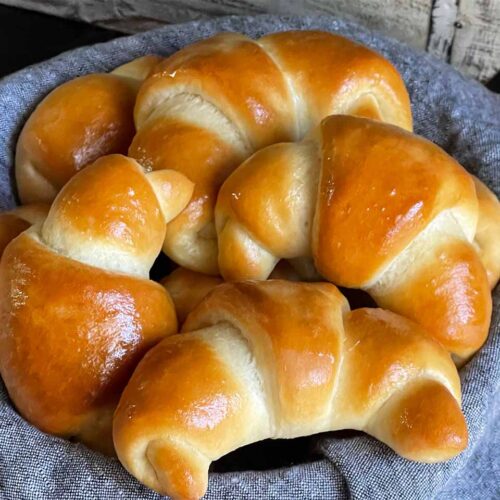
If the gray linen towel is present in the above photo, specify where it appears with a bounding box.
[0,14,498,500]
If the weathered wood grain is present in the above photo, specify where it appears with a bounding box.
[295,0,430,48]
[2,0,499,82]
[0,0,431,44]
[427,0,458,60]
[451,0,500,82]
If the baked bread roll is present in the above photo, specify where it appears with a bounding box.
[161,262,302,323]
[161,268,223,324]
[16,55,161,204]
[472,176,500,288]
[0,154,193,454]
[216,115,494,362]
[0,203,49,257]
[113,280,467,500]
[130,31,412,274]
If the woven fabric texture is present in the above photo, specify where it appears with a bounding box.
[0,14,498,500]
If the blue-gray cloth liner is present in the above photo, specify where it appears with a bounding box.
[0,14,498,500]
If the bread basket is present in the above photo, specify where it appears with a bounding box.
[0,15,498,499]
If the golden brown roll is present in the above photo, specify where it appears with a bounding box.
[131,31,412,274]
[216,115,493,362]
[0,154,193,454]
[161,261,302,324]
[15,55,161,204]
[161,268,223,324]
[114,281,467,500]
[0,203,49,257]
[472,176,500,288]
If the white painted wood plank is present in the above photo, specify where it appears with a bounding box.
[295,0,430,49]
[451,0,500,82]
[427,0,458,60]
[2,0,500,81]
[0,0,431,49]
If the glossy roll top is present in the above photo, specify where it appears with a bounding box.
[131,31,412,274]
[472,176,500,288]
[114,281,466,500]
[16,55,161,204]
[0,153,194,453]
[216,115,493,360]
[42,154,193,278]
[0,233,175,453]
[161,261,303,324]
[0,203,49,257]
[313,116,478,284]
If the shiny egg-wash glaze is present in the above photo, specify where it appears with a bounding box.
[113,280,467,500]
[216,115,497,362]
[15,55,162,204]
[161,268,223,324]
[0,154,193,454]
[472,176,500,288]
[161,261,302,324]
[130,31,412,275]
[0,203,49,257]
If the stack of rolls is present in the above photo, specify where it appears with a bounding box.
[0,30,498,500]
